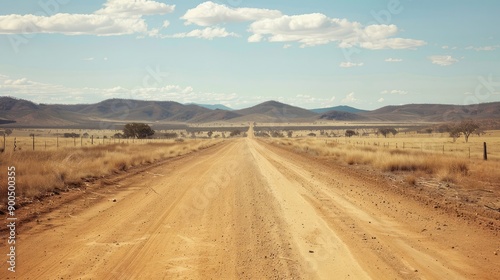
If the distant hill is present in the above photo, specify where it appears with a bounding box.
[234,101,318,122]
[312,105,367,114]
[190,103,233,111]
[0,96,499,128]
[360,102,500,122]
[319,110,367,121]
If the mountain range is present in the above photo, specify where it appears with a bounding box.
[0,96,499,129]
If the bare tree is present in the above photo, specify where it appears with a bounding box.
[456,120,479,143]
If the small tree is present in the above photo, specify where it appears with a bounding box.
[449,126,461,142]
[287,131,293,138]
[4,129,12,136]
[271,131,284,138]
[123,123,155,139]
[207,131,213,138]
[378,128,397,138]
[229,130,241,137]
[457,120,479,143]
[113,133,124,139]
[345,130,357,137]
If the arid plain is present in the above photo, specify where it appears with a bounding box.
[0,122,499,279]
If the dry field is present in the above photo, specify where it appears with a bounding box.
[265,134,500,185]
[0,125,499,279]
[0,138,223,200]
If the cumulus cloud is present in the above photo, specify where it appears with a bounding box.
[95,0,175,16]
[381,90,407,95]
[378,97,384,103]
[167,27,239,40]
[341,92,358,104]
[0,0,174,36]
[429,55,459,66]
[248,13,426,49]
[339,62,364,68]
[181,1,282,26]
[385,58,402,62]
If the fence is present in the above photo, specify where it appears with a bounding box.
[326,137,498,161]
[0,135,184,153]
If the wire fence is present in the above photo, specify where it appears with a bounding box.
[0,135,187,153]
[328,138,498,161]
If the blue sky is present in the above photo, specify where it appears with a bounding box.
[0,0,499,109]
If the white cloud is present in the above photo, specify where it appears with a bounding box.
[465,45,499,51]
[283,44,292,49]
[339,62,364,68]
[248,13,426,49]
[82,57,95,61]
[168,27,239,40]
[442,45,449,49]
[359,38,425,50]
[429,55,459,66]
[341,92,358,104]
[0,74,237,105]
[181,1,282,26]
[385,58,402,62]
[162,20,170,28]
[377,97,384,103]
[381,89,407,95]
[0,0,174,36]
[95,0,175,16]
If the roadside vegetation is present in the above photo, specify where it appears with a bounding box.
[0,139,222,201]
[262,135,500,187]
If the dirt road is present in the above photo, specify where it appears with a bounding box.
[2,134,499,279]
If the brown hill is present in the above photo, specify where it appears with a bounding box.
[361,102,500,122]
[319,110,367,121]
[1,97,500,128]
[234,101,318,122]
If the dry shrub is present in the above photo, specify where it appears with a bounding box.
[345,150,374,165]
[447,160,469,175]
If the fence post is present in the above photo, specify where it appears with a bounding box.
[32,134,35,151]
[484,142,488,160]
[91,135,94,145]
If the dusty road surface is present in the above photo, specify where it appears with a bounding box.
[1,129,499,279]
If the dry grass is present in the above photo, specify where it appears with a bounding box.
[266,137,500,185]
[0,139,222,200]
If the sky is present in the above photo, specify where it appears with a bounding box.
[0,0,499,110]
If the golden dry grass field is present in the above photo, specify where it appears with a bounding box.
[0,136,223,199]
